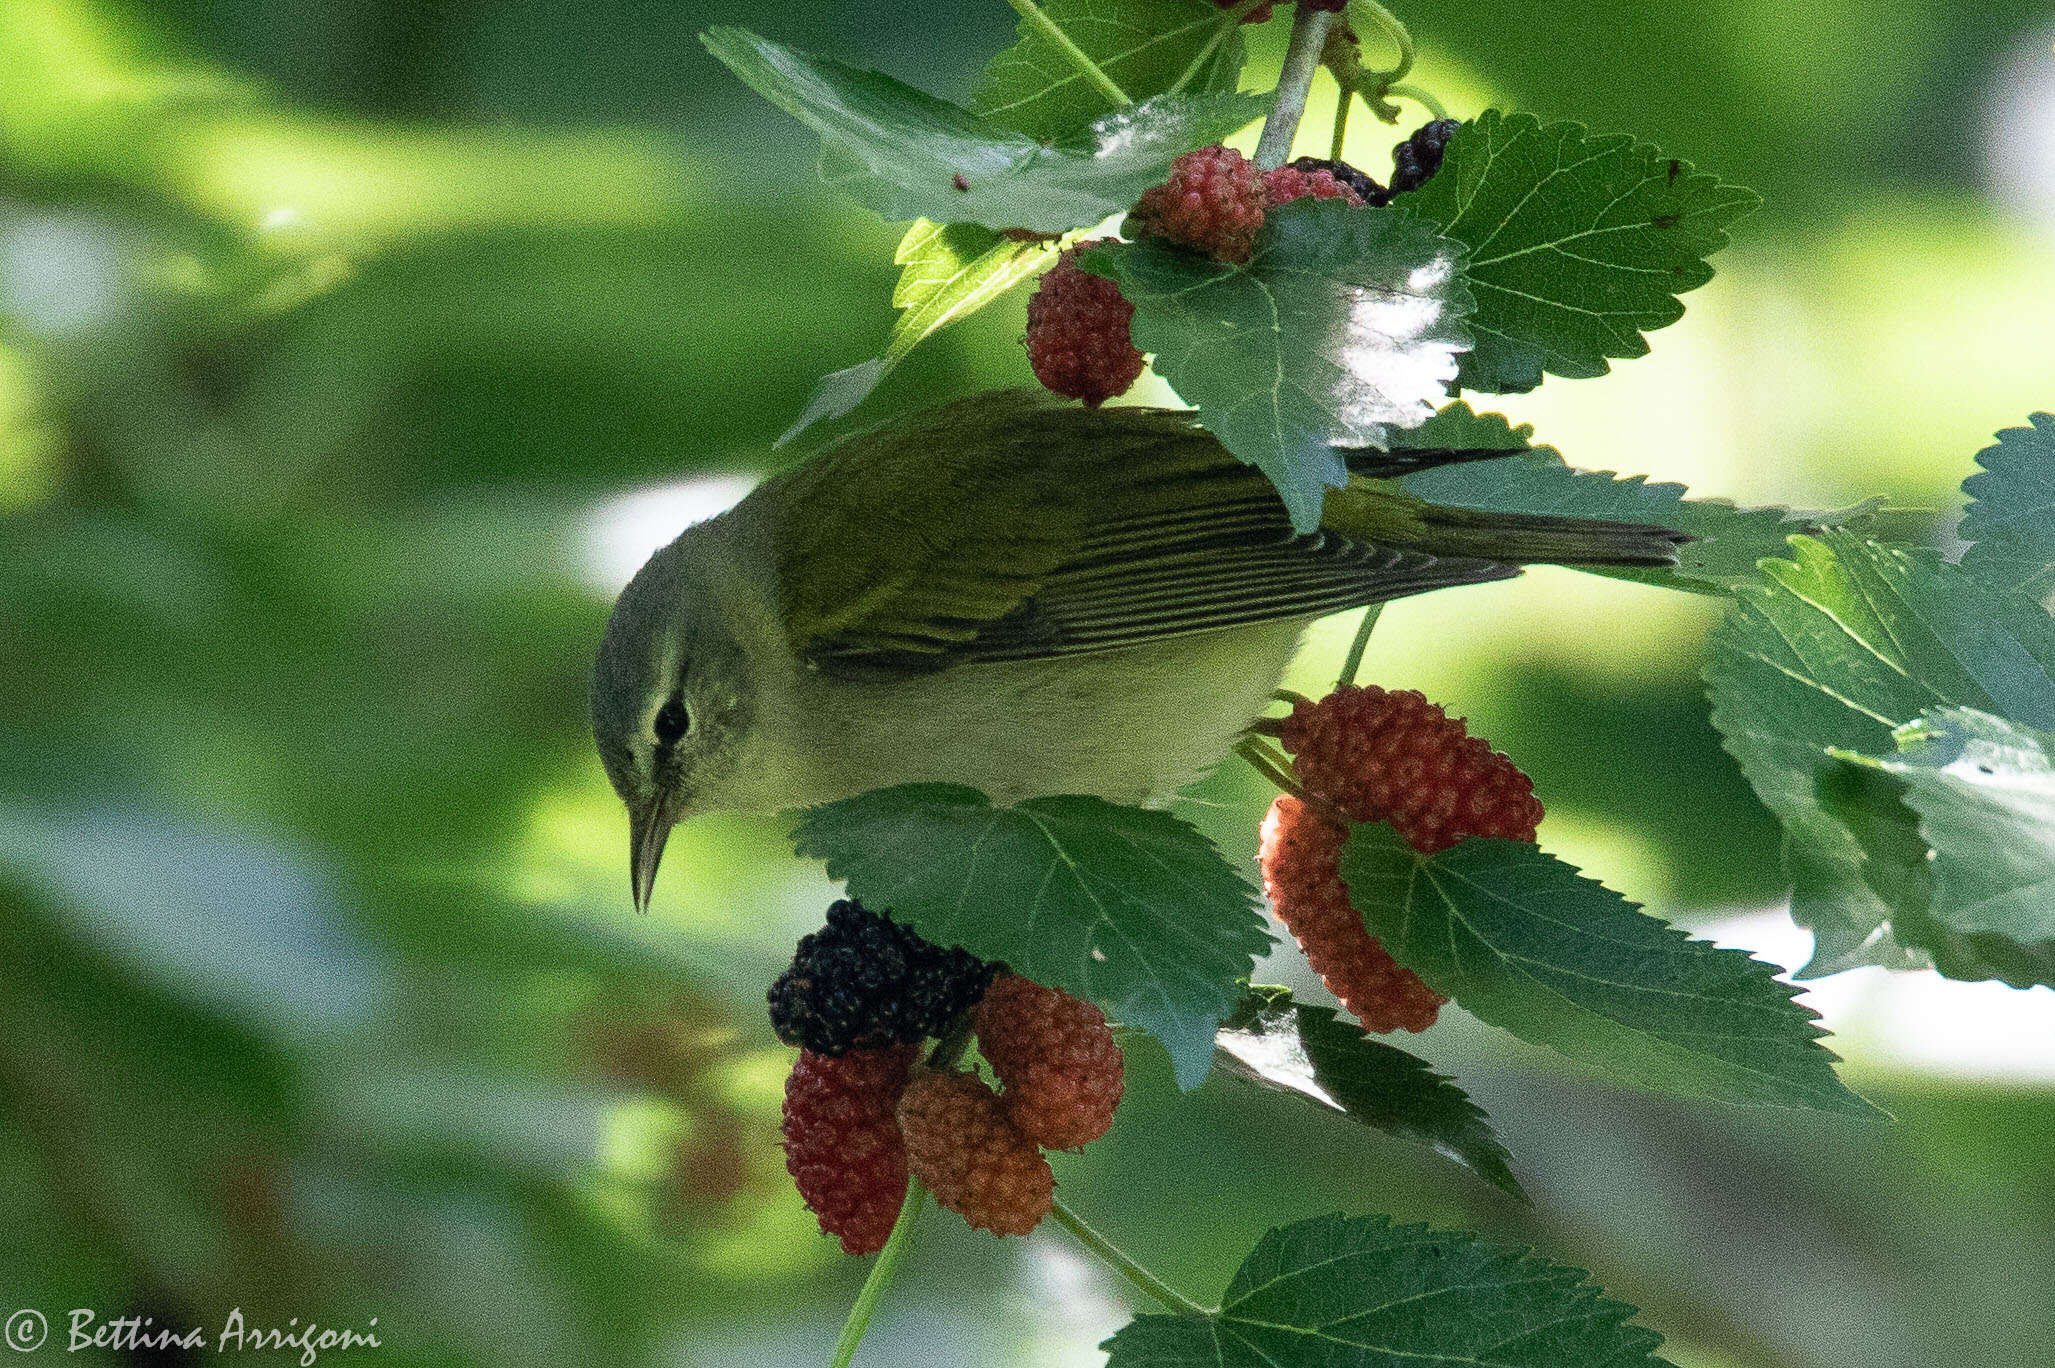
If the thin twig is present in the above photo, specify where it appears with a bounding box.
[828,1180,928,1368]
[1235,737,1348,825]
[1348,0,1416,83]
[1050,1196,1211,1317]
[1004,0,1132,109]
[1254,5,1338,168]
[1336,602,1382,689]
[1385,81,1451,121]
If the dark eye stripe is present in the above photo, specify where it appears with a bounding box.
[653,699,690,747]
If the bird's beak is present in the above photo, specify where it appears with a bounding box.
[629,801,674,915]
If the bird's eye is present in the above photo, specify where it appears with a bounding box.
[653,698,691,746]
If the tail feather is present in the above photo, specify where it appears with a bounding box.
[1343,446,1530,479]
[1413,504,1691,567]
[1322,483,1690,569]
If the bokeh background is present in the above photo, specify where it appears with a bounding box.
[4,2,2053,1364]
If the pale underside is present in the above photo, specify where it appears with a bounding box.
[723,618,1309,810]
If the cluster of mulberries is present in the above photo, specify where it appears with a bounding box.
[1260,685,1545,1035]
[772,907,1124,1251]
[767,899,995,1056]
[1021,120,1461,405]
[895,974,1123,1236]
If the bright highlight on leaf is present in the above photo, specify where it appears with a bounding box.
[1395,402,1875,592]
[1397,111,1759,394]
[1338,825,1879,1116]
[1102,1212,1677,1368]
[790,784,1273,1089]
[1090,199,1474,531]
[701,27,1264,235]
[780,221,1058,444]
[1214,986,1523,1198]
[1705,531,2055,980]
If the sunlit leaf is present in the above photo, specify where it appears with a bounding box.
[1397,111,1758,394]
[791,784,1272,1088]
[1339,825,1877,1115]
[1214,986,1523,1197]
[971,0,1247,142]
[1705,532,2055,977]
[779,222,1058,443]
[1103,1212,1676,1368]
[1088,199,1474,531]
[1960,412,2055,602]
[702,28,1263,233]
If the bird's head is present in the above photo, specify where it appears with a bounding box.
[590,536,757,913]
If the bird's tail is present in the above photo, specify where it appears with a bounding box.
[1323,484,1689,568]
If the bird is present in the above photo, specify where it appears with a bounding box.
[592,390,1685,911]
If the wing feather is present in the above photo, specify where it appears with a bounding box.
[757,392,1655,677]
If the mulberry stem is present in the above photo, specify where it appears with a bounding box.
[1255,5,1339,168]
[1386,81,1451,121]
[828,1178,928,1368]
[1337,602,1382,689]
[1349,0,1417,85]
[1050,1197,1212,1317]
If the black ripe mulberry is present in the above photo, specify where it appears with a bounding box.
[1390,119,1461,196]
[767,900,995,1056]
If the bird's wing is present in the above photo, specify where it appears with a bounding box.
[758,392,1670,676]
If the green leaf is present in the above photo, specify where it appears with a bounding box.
[970,0,1246,142]
[779,222,1058,444]
[1214,986,1524,1199]
[1089,200,1474,532]
[1705,532,2055,977]
[701,27,1263,234]
[1103,1212,1676,1368]
[1834,708,2055,987]
[1338,825,1877,1116]
[1395,404,1873,593]
[790,784,1272,1088]
[1397,111,1759,394]
[1388,399,1552,454]
[1960,412,2055,601]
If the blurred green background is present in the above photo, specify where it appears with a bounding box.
[3,2,2052,1364]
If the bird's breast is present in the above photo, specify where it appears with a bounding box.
[757,620,1309,808]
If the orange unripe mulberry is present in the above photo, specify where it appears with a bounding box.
[975,975,1124,1150]
[1260,796,1447,1033]
[898,1069,1053,1237]
[1280,685,1543,853]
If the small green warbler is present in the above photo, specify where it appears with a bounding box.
[591,391,1680,909]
